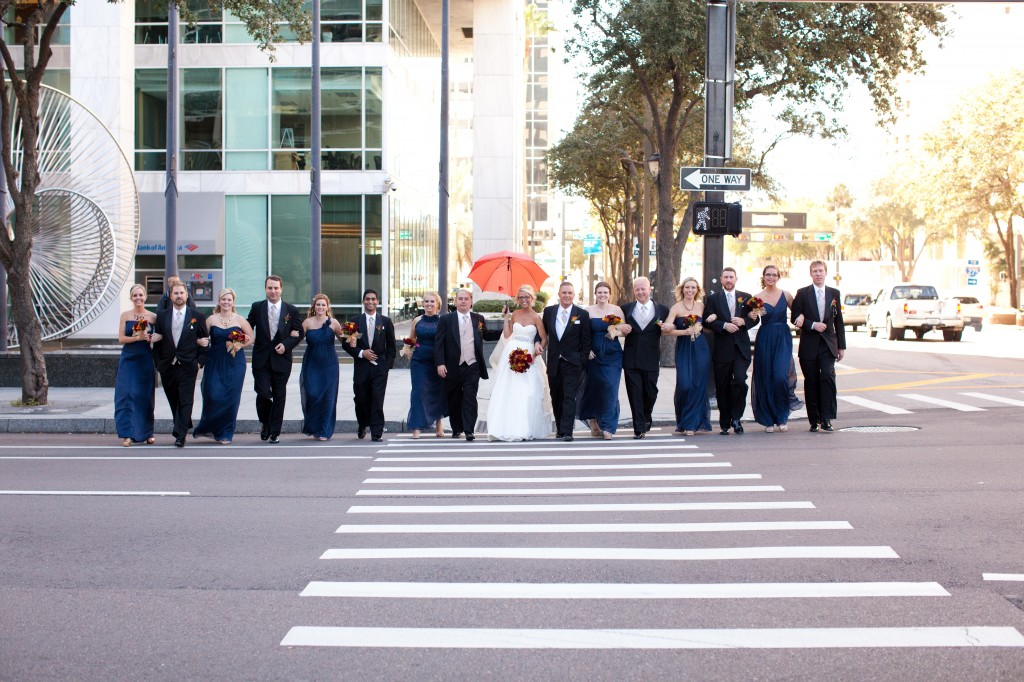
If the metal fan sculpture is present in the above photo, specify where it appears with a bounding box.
[4,83,140,348]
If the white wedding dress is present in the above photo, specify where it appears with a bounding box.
[485,323,554,441]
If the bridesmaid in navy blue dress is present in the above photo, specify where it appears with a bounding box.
[115,283,157,446]
[300,293,343,440]
[193,288,253,444]
[577,282,624,439]
[751,264,795,432]
[406,292,447,438]
[661,277,711,436]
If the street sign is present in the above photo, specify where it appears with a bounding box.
[814,233,832,241]
[582,236,602,255]
[968,278,978,285]
[679,167,752,192]
[742,211,807,229]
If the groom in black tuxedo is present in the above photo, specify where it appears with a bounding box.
[153,281,209,447]
[342,288,397,441]
[792,260,846,432]
[247,275,304,443]
[542,281,591,441]
[703,267,759,435]
[435,289,501,441]
[619,276,671,439]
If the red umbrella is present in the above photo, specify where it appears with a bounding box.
[467,250,550,296]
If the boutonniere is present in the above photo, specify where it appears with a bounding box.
[477,321,484,333]
[284,313,291,324]
[375,324,382,333]
[570,315,579,324]
[654,318,663,325]
[188,317,196,329]
[736,296,745,305]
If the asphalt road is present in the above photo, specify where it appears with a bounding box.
[2,333,1023,681]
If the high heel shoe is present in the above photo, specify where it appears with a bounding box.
[412,430,421,439]
[778,424,788,432]
[602,431,613,440]
[122,438,132,447]
[684,430,695,436]
[146,437,155,445]
[590,420,602,437]
[435,428,445,438]
[765,426,774,433]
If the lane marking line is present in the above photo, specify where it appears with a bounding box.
[361,474,761,484]
[355,485,785,496]
[334,521,852,534]
[368,463,733,472]
[983,573,1024,582]
[0,490,189,496]
[375,454,713,462]
[346,501,816,514]
[319,546,899,561]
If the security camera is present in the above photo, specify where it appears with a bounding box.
[384,176,397,193]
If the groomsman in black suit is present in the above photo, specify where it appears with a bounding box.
[791,260,846,432]
[342,288,397,442]
[247,275,304,443]
[542,281,591,441]
[619,276,671,439]
[435,289,502,441]
[153,281,209,447]
[703,267,759,435]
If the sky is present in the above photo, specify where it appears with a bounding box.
[547,2,1024,210]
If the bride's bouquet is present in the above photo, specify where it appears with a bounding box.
[508,348,533,374]
[399,336,417,359]
[226,329,248,356]
[743,296,765,318]
[680,314,702,342]
[602,314,624,339]
[340,321,362,347]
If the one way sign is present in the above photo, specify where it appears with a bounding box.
[679,167,752,192]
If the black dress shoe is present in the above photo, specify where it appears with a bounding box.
[174,437,185,448]
[260,423,269,441]
[732,420,744,434]
[562,434,574,442]
[371,435,383,442]
[633,432,645,440]
[452,432,463,439]
[720,428,730,436]
[269,434,280,444]
[645,420,653,433]
[821,421,834,433]
[809,423,819,433]
[357,427,366,439]
[465,434,475,441]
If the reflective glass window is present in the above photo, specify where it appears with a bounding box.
[182,69,222,170]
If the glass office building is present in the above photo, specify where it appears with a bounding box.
[23,1,440,335]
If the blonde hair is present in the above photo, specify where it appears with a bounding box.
[675,277,703,302]
[216,288,236,313]
[517,284,536,302]
[308,293,333,318]
[129,283,146,298]
[422,291,441,309]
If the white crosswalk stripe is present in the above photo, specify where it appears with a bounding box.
[837,395,913,414]
[282,436,1023,655]
[898,393,986,411]
[961,392,1024,407]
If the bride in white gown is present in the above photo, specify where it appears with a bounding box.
[486,285,554,441]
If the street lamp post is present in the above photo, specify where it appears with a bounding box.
[644,152,660,281]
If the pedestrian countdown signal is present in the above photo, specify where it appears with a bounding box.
[692,201,742,237]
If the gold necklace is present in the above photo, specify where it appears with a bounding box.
[681,300,695,311]
[218,312,233,327]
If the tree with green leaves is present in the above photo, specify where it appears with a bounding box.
[925,70,1023,308]
[565,0,947,308]
[0,1,309,404]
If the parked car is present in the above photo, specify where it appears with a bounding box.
[951,296,984,331]
[841,293,872,331]
[866,284,964,341]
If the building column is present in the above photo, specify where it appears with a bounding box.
[471,0,524,259]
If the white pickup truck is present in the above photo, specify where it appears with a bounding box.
[866,284,964,341]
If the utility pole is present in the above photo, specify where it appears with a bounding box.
[164,3,179,279]
[701,0,735,298]
[309,0,322,297]
[438,0,450,308]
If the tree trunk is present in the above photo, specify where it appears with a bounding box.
[6,256,48,404]
[653,167,679,368]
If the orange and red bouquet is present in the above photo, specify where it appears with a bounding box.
[602,313,624,339]
[340,321,362,347]
[226,329,248,356]
[744,296,765,317]
[508,348,533,374]
[399,336,418,359]
[681,314,702,341]
[131,318,149,339]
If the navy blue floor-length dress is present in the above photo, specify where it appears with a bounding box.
[407,314,447,430]
[114,320,155,442]
[576,317,622,434]
[300,320,340,439]
[194,325,246,442]
[751,298,793,427]
[673,318,711,432]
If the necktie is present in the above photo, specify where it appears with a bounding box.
[727,292,735,317]
[269,303,278,337]
[558,308,569,339]
[817,288,826,320]
[172,310,183,346]
[367,315,375,347]
[460,314,475,365]
[637,304,648,327]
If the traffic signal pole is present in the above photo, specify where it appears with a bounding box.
[701,0,735,298]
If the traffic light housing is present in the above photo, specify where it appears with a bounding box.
[691,201,742,237]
